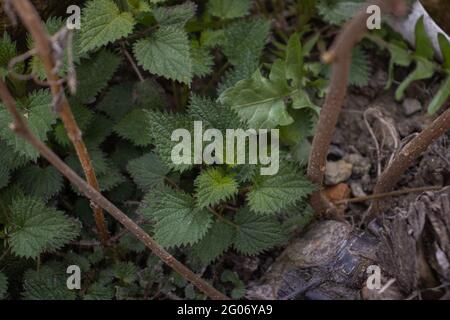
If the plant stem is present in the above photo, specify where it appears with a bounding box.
[306,0,407,218]
[11,0,109,245]
[0,79,229,300]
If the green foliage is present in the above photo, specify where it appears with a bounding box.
[127,152,170,191]
[7,197,80,259]
[207,0,252,19]
[220,270,246,299]
[153,1,197,28]
[0,90,56,161]
[80,0,136,53]
[134,26,192,84]
[316,0,364,25]
[248,164,314,214]
[17,165,63,201]
[195,168,238,208]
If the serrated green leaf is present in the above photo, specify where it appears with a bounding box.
[134,79,168,110]
[0,90,56,161]
[349,46,370,87]
[191,42,214,78]
[140,186,212,247]
[83,114,114,146]
[96,83,135,122]
[0,32,21,79]
[233,207,286,255]
[219,69,294,129]
[8,197,80,259]
[428,75,450,115]
[127,153,169,191]
[146,110,194,172]
[22,264,76,300]
[17,165,63,201]
[84,282,115,300]
[112,262,138,284]
[80,0,136,53]
[133,26,192,84]
[316,0,364,25]
[208,0,252,19]
[76,49,121,103]
[0,272,7,299]
[191,220,235,264]
[153,1,197,28]
[195,168,238,208]
[218,52,259,94]
[114,108,152,146]
[221,18,271,66]
[247,164,314,214]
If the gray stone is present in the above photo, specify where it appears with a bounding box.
[344,153,371,176]
[350,182,367,198]
[402,98,422,116]
[325,160,353,185]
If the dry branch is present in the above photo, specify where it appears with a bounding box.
[0,79,229,300]
[307,0,407,218]
[367,107,450,220]
[9,0,109,244]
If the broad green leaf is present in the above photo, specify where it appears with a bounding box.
[141,186,212,247]
[247,164,315,214]
[112,262,138,284]
[114,108,152,146]
[208,0,252,19]
[195,168,239,208]
[285,33,303,86]
[219,69,294,129]
[133,26,192,84]
[191,42,214,78]
[386,41,412,89]
[191,220,235,264]
[127,153,169,191]
[316,0,365,25]
[17,165,63,201]
[8,197,80,259]
[233,207,286,255]
[22,264,76,300]
[80,0,136,53]
[153,2,197,28]
[0,90,56,161]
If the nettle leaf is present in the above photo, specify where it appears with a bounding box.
[316,0,364,25]
[96,83,135,122]
[114,108,153,146]
[233,207,286,255]
[153,1,197,28]
[0,272,7,299]
[127,153,170,191]
[0,90,56,161]
[218,52,260,94]
[140,186,212,248]
[112,262,138,284]
[0,164,10,190]
[84,282,115,300]
[8,197,80,259]
[188,94,241,130]
[221,18,271,66]
[349,46,370,87]
[146,110,194,172]
[191,220,235,264]
[17,165,63,201]
[0,32,21,78]
[127,0,151,13]
[80,0,136,53]
[134,26,192,84]
[76,49,121,103]
[247,164,314,214]
[208,0,252,19]
[219,69,294,129]
[195,168,239,208]
[191,42,214,78]
[134,79,168,110]
[22,264,76,300]
[83,114,114,146]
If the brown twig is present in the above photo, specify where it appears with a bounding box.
[367,107,450,220]
[334,186,443,205]
[0,79,229,301]
[122,46,145,82]
[10,0,109,245]
[306,0,407,218]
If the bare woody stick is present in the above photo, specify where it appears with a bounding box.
[306,0,407,218]
[10,0,109,244]
[367,106,450,220]
[0,79,229,301]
